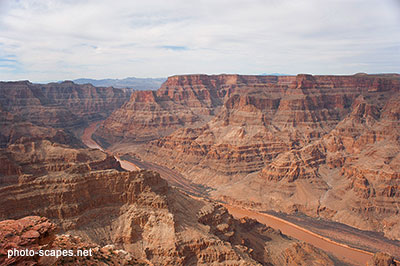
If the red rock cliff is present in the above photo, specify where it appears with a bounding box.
[95,73,400,241]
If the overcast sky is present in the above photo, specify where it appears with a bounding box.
[0,0,399,82]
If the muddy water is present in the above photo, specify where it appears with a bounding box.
[114,157,139,171]
[81,121,104,150]
[224,204,373,266]
[81,121,139,171]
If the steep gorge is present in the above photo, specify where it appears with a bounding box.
[0,78,342,265]
[95,73,400,241]
[0,138,335,265]
[2,73,400,265]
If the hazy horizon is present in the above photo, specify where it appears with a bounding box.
[4,72,400,85]
[0,0,399,82]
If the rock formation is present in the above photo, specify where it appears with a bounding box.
[0,216,147,265]
[0,137,335,265]
[2,73,399,264]
[367,252,398,266]
[0,80,131,147]
[94,74,291,145]
[0,216,57,265]
[95,73,400,241]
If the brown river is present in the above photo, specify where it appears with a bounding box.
[81,121,393,266]
[81,121,139,171]
[224,204,373,265]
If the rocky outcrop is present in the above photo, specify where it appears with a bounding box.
[195,205,335,266]
[0,169,335,265]
[367,252,397,266]
[281,242,335,266]
[0,216,57,265]
[95,73,400,241]
[38,81,131,122]
[0,80,131,126]
[97,73,399,146]
[0,216,148,266]
[0,139,121,181]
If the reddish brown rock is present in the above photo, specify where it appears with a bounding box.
[0,139,335,265]
[0,80,131,147]
[0,216,148,266]
[0,75,346,265]
[367,252,397,266]
[111,74,398,179]
[94,74,293,145]
[0,216,56,265]
[96,73,400,241]
[94,90,201,145]
[282,242,335,266]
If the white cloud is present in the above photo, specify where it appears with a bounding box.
[0,0,399,81]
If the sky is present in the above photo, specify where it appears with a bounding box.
[0,0,399,82]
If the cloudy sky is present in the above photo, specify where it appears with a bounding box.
[0,0,399,82]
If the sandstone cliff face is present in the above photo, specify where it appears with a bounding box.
[93,90,202,145]
[94,74,295,145]
[0,80,130,147]
[39,81,132,122]
[98,73,398,145]
[93,74,231,145]
[96,74,400,241]
[0,139,121,181]
[0,138,335,265]
[221,80,400,240]
[106,74,398,177]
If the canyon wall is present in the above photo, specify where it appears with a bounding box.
[96,73,400,240]
[0,137,334,265]
[0,80,131,147]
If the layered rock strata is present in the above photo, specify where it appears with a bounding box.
[0,138,335,265]
[95,74,400,241]
[0,80,131,147]
[94,74,297,145]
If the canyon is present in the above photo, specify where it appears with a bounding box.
[0,160,338,265]
[0,131,336,265]
[0,79,341,265]
[93,74,400,260]
[1,75,399,265]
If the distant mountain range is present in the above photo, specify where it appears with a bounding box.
[259,73,291,76]
[72,77,166,90]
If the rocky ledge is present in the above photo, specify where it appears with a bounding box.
[0,216,147,266]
